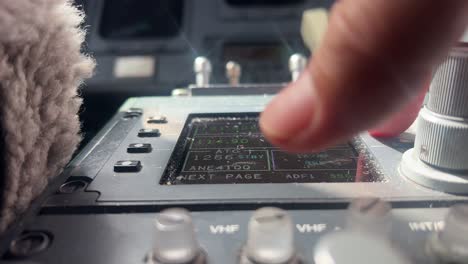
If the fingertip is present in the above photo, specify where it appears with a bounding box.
[260,72,318,146]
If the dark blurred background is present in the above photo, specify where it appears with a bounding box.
[72,0,334,146]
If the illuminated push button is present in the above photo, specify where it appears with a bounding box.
[427,204,468,263]
[314,231,411,264]
[346,197,392,236]
[152,208,204,264]
[242,207,298,264]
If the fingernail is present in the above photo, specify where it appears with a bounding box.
[260,73,318,144]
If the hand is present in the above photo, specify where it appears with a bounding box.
[260,0,468,152]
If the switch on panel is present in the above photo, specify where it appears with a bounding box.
[149,208,205,264]
[314,198,410,264]
[240,207,300,264]
[427,204,468,263]
[400,45,468,194]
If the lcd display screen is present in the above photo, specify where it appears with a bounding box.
[161,113,382,185]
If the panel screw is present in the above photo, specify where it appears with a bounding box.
[8,231,51,258]
[59,180,87,194]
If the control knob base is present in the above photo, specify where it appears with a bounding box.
[400,149,468,194]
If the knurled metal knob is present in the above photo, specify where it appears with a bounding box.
[226,61,241,86]
[415,47,468,170]
[400,46,468,194]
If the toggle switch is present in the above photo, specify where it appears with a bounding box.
[226,61,241,86]
[289,54,307,82]
[193,57,212,87]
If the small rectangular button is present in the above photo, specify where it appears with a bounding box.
[123,108,143,119]
[127,143,152,153]
[114,160,142,173]
[147,115,167,124]
[138,128,160,137]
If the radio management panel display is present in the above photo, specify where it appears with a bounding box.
[161,113,382,185]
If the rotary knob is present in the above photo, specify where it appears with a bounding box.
[427,204,468,263]
[313,231,411,264]
[400,45,468,194]
[418,47,468,169]
[315,199,410,264]
[346,197,392,237]
[150,208,205,264]
[240,207,299,264]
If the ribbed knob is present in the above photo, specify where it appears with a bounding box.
[314,231,411,264]
[428,48,468,117]
[400,44,468,193]
[414,47,468,171]
[415,108,468,170]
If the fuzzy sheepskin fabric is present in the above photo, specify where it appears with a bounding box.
[0,0,94,231]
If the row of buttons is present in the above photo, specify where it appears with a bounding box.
[115,110,167,173]
[139,115,167,137]
[149,199,404,264]
[114,142,153,172]
[124,108,167,124]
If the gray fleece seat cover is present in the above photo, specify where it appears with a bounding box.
[0,0,94,231]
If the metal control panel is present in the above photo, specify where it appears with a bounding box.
[39,96,468,206]
[0,93,467,264]
[1,208,452,264]
[3,36,468,264]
